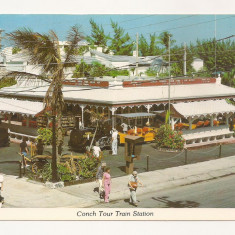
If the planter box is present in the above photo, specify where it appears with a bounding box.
[64,178,95,186]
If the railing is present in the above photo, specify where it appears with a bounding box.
[9,131,37,142]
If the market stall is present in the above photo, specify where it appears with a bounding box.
[115,112,157,143]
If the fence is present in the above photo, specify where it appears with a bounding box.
[110,143,235,178]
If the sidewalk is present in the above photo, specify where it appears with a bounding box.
[2,155,235,208]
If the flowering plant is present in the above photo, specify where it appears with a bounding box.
[155,124,185,150]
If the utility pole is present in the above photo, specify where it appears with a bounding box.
[183,42,187,76]
[136,33,139,77]
[168,35,171,124]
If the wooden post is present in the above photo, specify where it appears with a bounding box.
[185,148,188,164]
[219,144,222,158]
[146,155,149,172]
[19,161,22,178]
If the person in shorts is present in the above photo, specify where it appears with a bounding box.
[20,139,29,168]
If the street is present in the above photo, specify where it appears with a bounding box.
[91,174,235,208]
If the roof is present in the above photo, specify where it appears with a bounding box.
[115,112,156,119]
[0,98,44,117]
[172,100,235,118]
[1,83,235,106]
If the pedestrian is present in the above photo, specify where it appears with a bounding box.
[20,138,29,168]
[93,142,102,159]
[121,122,128,133]
[96,162,106,199]
[102,167,111,203]
[128,171,143,207]
[111,128,118,155]
[0,173,4,205]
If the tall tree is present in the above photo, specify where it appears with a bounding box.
[159,31,175,51]
[139,33,163,56]
[192,38,235,73]
[86,18,109,53]
[139,34,149,56]
[109,20,134,55]
[7,26,84,182]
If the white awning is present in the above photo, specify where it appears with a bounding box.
[172,100,235,118]
[0,98,44,117]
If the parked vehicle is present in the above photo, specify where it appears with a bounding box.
[0,127,10,147]
[68,121,112,152]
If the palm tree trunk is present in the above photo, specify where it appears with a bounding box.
[51,115,58,182]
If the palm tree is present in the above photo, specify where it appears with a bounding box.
[7,26,84,182]
[159,31,175,51]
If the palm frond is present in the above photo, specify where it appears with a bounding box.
[7,28,60,73]
[63,25,84,67]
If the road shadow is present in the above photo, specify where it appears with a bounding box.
[152,196,200,208]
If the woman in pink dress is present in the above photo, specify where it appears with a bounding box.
[102,167,111,203]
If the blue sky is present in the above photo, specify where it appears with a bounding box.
[0,14,234,48]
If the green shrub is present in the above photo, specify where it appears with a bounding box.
[155,124,185,150]
[37,128,53,145]
[79,157,99,179]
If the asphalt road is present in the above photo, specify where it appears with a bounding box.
[92,175,235,208]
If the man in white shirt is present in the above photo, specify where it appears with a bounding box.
[121,123,128,133]
[93,142,102,159]
[111,128,118,155]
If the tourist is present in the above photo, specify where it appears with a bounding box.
[93,142,102,159]
[121,122,128,133]
[0,173,4,205]
[20,139,29,168]
[128,171,143,207]
[102,167,111,203]
[96,162,106,199]
[111,128,118,155]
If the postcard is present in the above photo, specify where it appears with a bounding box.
[0,0,235,224]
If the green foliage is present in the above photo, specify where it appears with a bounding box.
[72,59,92,77]
[222,69,235,87]
[107,69,129,77]
[57,163,76,181]
[109,20,134,55]
[0,77,17,89]
[139,33,163,56]
[79,157,99,179]
[12,47,21,54]
[191,39,235,74]
[37,128,53,145]
[90,61,108,77]
[73,60,129,78]
[145,68,158,77]
[155,124,185,150]
[64,45,89,56]
[159,31,176,50]
[86,18,110,53]
[165,110,170,125]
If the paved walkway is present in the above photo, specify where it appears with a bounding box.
[1,155,235,208]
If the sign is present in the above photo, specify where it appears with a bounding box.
[123,78,216,87]
[63,80,109,88]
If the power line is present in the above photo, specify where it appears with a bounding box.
[128,15,235,37]
[124,15,196,31]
